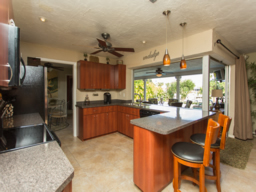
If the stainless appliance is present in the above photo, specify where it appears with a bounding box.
[104,92,111,104]
[7,26,26,87]
[0,124,56,154]
[140,109,160,118]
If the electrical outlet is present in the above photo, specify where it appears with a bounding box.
[123,93,125,97]
[93,93,98,96]
[119,92,122,96]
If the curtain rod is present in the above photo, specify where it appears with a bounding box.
[216,39,240,59]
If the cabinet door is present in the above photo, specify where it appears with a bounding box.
[128,115,139,138]
[84,62,94,89]
[83,115,96,139]
[109,112,117,132]
[109,65,116,89]
[95,113,106,136]
[115,64,126,89]
[94,63,102,89]
[103,64,110,89]
[118,112,126,134]
[0,0,10,87]
[77,61,85,89]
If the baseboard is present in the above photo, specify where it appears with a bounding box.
[228,134,235,138]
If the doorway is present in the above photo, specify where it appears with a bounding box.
[41,58,77,137]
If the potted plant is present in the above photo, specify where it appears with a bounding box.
[106,57,110,64]
[84,53,88,61]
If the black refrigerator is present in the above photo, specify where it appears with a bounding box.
[1,66,45,121]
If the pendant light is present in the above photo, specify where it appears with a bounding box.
[180,22,187,69]
[163,10,171,66]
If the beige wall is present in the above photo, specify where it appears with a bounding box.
[20,41,120,102]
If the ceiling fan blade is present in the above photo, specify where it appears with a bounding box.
[113,48,135,52]
[91,50,103,54]
[97,38,107,47]
[146,72,157,74]
[108,51,123,57]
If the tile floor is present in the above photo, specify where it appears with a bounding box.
[55,120,256,192]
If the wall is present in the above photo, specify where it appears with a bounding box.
[20,41,120,102]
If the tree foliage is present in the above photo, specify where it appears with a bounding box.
[180,80,195,100]
[166,82,177,99]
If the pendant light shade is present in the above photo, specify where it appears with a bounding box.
[163,48,171,66]
[180,55,187,69]
[162,10,171,66]
[156,73,162,77]
[180,22,187,69]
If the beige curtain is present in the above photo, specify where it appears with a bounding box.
[234,56,253,140]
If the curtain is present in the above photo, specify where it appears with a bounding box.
[234,56,253,140]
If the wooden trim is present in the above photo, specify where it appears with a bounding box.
[62,181,72,192]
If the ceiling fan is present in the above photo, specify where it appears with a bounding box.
[91,33,135,57]
[27,57,64,71]
[146,68,173,77]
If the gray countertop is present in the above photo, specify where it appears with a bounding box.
[2,113,44,129]
[0,141,74,192]
[131,108,215,135]
[76,102,215,135]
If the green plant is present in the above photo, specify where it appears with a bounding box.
[106,57,110,61]
[84,53,88,58]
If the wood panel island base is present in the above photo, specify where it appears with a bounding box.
[131,110,213,192]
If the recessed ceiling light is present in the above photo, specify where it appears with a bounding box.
[39,17,46,22]
[142,41,146,44]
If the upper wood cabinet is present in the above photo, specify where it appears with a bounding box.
[0,0,13,87]
[115,64,126,89]
[77,60,126,90]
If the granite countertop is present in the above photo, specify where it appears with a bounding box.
[2,113,44,129]
[76,102,173,113]
[131,108,215,135]
[0,141,74,192]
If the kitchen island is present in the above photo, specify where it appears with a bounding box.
[131,108,215,192]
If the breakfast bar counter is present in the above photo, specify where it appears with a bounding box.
[131,108,215,192]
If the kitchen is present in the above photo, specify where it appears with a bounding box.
[1,0,256,192]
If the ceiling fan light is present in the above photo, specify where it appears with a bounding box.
[156,73,162,77]
[180,58,187,69]
[163,49,171,66]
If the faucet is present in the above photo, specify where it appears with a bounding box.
[134,93,142,105]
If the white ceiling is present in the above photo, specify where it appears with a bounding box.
[12,0,256,59]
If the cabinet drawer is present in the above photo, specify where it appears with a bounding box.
[118,106,126,113]
[83,108,93,115]
[107,106,117,112]
[83,107,104,115]
[130,108,140,116]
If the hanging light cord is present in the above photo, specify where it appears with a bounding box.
[182,25,184,57]
[166,15,167,49]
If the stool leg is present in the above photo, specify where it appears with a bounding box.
[212,152,216,176]
[173,156,180,192]
[199,164,205,192]
[192,168,198,186]
[215,150,221,192]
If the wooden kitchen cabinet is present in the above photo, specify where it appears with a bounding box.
[0,0,13,87]
[78,106,118,140]
[115,64,126,89]
[77,61,126,90]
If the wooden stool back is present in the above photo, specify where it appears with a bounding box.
[218,113,232,150]
[203,119,220,167]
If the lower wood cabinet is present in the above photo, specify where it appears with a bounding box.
[118,112,139,138]
[78,106,139,140]
[78,107,118,140]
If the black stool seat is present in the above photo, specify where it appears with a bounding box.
[172,142,205,163]
[190,133,221,148]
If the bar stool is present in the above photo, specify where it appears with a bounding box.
[172,119,220,192]
[190,114,232,192]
